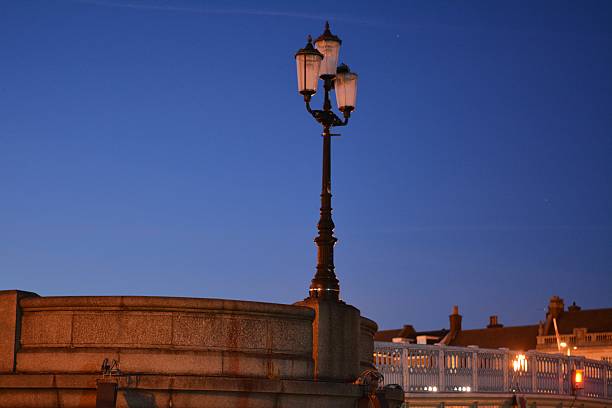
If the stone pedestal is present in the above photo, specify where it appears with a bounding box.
[295,297,361,382]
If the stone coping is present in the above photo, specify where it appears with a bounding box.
[0,373,362,396]
[20,296,314,320]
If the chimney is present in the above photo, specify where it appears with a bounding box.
[543,295,565,336]
[568,301,581,312]
[547,296,565,319]
[392,324,417,343]
[538,321,544,336]
[449,305,462,337]
[487,315,503,328]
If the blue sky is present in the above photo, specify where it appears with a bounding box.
[1,0,611,331]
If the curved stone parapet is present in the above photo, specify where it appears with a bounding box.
[17,296,315,380]
[1,291,407,408]
[359,316,378,372]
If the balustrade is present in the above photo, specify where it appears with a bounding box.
[537,331,612,347]
[374,342,611,402]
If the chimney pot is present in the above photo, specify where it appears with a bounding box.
[449,305,462,337]
[548,296,565,319]
[487,315,503,328]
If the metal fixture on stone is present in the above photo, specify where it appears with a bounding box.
[294,21,358,301]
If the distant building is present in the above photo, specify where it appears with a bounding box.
[375,296,612,362]
[535,296,612,362]
[375,323,448,345]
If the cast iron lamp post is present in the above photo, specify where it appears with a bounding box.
[294,22,358,301]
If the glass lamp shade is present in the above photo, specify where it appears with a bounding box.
[295,36,323,96]
[335,64,358,112]
[315,22,342,78]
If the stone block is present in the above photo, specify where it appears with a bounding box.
[58,390,96,408]
[0,389,60,408]
[0,291,38,372]
[263,354,313,379]
[0,374,55,388]
[221,351,268,377]
[118,312,172,346]
[21,311,72,346]
[17,351,119,373]
[118,350,223,376]
[54,374,97,389]
[221,317,267,350]
[172,313,224,348]
[72,312,173,347]
[269,318,312,353]
[72,312,120,345]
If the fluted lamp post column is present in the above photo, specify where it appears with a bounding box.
[295,22,358,301]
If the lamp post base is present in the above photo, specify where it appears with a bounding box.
[295,296,361,382]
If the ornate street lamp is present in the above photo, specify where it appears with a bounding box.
[294,22,358,301]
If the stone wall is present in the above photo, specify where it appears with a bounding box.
[0,291,403,408]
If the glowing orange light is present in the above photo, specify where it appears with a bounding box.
[572,369,584,390]
[512,354,527,372]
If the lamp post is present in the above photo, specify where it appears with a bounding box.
[294,22,358,301]
[511,353,527,392]
[510,354,527,408]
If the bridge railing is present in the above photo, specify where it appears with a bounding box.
[374,342,612,400]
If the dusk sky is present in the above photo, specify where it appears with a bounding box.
[1,0,611,331]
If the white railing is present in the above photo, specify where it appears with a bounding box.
[537,331,612,346]
[374,342,612,400]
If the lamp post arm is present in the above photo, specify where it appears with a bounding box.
[305,105,348,129]
[305,77,349,129]
[305,100,314,115]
